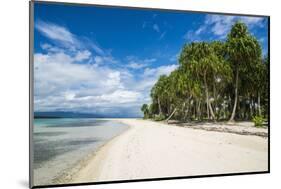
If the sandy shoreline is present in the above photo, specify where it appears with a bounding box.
[66,119,268,184]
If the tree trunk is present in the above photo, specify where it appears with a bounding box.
[206,101,209,119]
[223,102,226,120]
[229,68,239,122]
[197,100,201,120]
[204,73,216,120]
[250,98,253,118]
[213,74,217,115]
[208,99,216,121]
[258,92,261,116]
[166,108,177,123]
[158,97,162,115]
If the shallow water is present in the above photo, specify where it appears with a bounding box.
[32,118,128,186]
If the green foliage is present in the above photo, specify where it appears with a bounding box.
[141,104,150,119]
[154,114,166,121]
[252,115,265,127]
[140,21,268,123]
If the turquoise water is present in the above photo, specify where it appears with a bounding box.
[32,118,129,185]
[34,118,125,127]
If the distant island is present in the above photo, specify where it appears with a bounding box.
[34,111,140,119]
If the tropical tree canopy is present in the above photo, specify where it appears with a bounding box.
[141,21,268,123]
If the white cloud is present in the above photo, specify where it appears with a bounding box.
[184,15,266,40]
[98,90,140,104]
[35,20,79,47]
[34,48,177,115]
[206,15,265,37]
[85,38,105,55]
[127,62,147,69]
[94,56,103,64]
[143,64,178,78]
[153,24,160,32]
[34,50,139,112]
[183,30,203,42]
[74,50,91,62]
[35,20,107,56]
[92,55,118,65]
[126,56,157,70]
[241,17,265,26]
[34,20,176,117]
[195,25,207,35]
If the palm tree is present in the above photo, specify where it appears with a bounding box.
[226,21,262,122]
[179,42,231,121]
[150,75,170,116]
[141,104,149,119]
[143,20,267,124]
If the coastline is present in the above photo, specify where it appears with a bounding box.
[33,118,130,186]
[162,120,268,137]
[68,119,268,184]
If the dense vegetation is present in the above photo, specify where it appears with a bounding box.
[141,21,269,123]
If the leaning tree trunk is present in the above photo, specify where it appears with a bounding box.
[229,68,239,122]
[166,108,177,123]
[204,73,216,120]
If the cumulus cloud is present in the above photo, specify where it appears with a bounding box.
[74,50,91,62]
[34,21,176,117]
[34,50,139,113]
[34,48,175,116]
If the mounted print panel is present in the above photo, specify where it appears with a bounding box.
[30,1,269,188]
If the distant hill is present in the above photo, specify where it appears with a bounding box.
[34,111,140,118]
[34,111,106,118]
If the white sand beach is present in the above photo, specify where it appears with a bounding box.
[70,119,268,183]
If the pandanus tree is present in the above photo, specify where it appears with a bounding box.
[144,20,268,123]
[141,104,149,119]
[164,70,182,121]
[250,56,267,116]
[226,21,262,121]
[210,41,233,118]
[150,75,170,116]
[261,56,269,118]
[179,42,231,121]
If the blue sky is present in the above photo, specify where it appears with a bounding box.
[33,2,269,117]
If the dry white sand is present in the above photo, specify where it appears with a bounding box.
[70,119,268,183]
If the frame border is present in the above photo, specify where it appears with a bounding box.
[29,1,34,188]
[29,0,270,188]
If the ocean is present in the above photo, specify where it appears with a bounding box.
[32,118,129,185]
